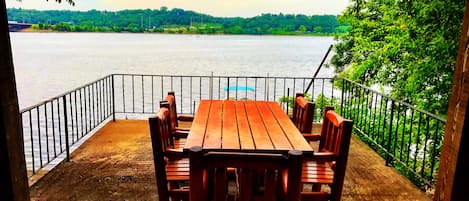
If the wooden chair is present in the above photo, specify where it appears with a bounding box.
[160,101,188,149]
[149,108,190,201]
[301,107,353,201]
[166,91,194,131]
[293,93,320,141]
[189,146,303,201]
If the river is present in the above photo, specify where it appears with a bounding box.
[10,32,335,109]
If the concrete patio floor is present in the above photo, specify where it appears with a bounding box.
[30,120,431,201]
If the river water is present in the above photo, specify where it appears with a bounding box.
[10,32,335,109]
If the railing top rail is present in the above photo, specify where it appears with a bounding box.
[111,73,335,80]
[343,78,446,122]
[20,75,112,113]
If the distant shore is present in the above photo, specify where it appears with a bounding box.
[17,28,340,37]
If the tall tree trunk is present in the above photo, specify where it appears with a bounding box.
[0,1,30,200]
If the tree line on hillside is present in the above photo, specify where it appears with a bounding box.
[7,7,349,35]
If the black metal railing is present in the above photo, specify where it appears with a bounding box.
[21,74,336,178]
[111,74,337,121]
[20,73,445,191]
[21,75,114,177]
[340,78,445,189]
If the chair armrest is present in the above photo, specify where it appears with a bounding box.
[302,132,320,141]
[172,130,189,138]
[165,148,188,160]
[178,115,194,122]
[312,152,337,162]
[175,127,191,132]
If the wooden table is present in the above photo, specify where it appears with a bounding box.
[184,100,313,155]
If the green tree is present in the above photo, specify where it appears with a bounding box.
[331,0,465,116]
[298,25,307,32]
[313,26,322,33]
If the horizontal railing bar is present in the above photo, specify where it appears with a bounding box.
[111,73,334,80]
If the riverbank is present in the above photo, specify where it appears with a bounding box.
[20,27,341,36]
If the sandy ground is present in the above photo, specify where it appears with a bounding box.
[30,120,165,201]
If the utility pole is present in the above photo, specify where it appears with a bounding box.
[141,15,143,28]
[148,16,151,29]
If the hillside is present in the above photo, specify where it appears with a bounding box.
[7,7,349,35]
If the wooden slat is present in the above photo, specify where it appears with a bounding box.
[167,171,190,176]
[255,101,292,150]
[184,100,211,149]
[301,177,333,184]
[167,167,190,172]
[167,175,190,181]
[267,102,312,152]
[244,101,274,150]
[166,159,190,181]
[222,100,240,149]
[235,101,255,150]
[186,100,311,153]
[203,100,223,149]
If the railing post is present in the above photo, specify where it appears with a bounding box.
[286,88,290,115]
[341,79,345,116]
[226,78,230,100]
[265,73,269,101]
[62,95,70,162]
[111,74,116,122]
[210,72,213,100]
[386,100,395,166]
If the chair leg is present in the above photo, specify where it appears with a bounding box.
[264,169,277,201]
[312,184,322,192]
[238,168,253,201]
[214,168,228,201]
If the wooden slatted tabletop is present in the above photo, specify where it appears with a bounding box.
[184,100,313,154]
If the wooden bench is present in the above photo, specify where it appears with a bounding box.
[301,107,353,201]
[293,93,320,142]
[189,146,304,201]
[148,108,189,201]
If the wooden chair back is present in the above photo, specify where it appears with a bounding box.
[150,107,173,153]
[316,107,353,201]
[189,147,303,201]
[148,108,173,201]
[318,107,353,157]
[163,92,179,129]
[293,93,315,133]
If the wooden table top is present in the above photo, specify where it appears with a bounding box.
[184,100,313,154]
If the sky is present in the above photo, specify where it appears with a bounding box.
[6,0,351,17]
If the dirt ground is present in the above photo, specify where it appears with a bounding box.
[30,120,171,201]
[30,120,430,201]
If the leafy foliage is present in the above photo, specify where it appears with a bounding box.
[7,8,349,35]
[49,0,75,6]
[330,0,465,116]
[278,93,339,121]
